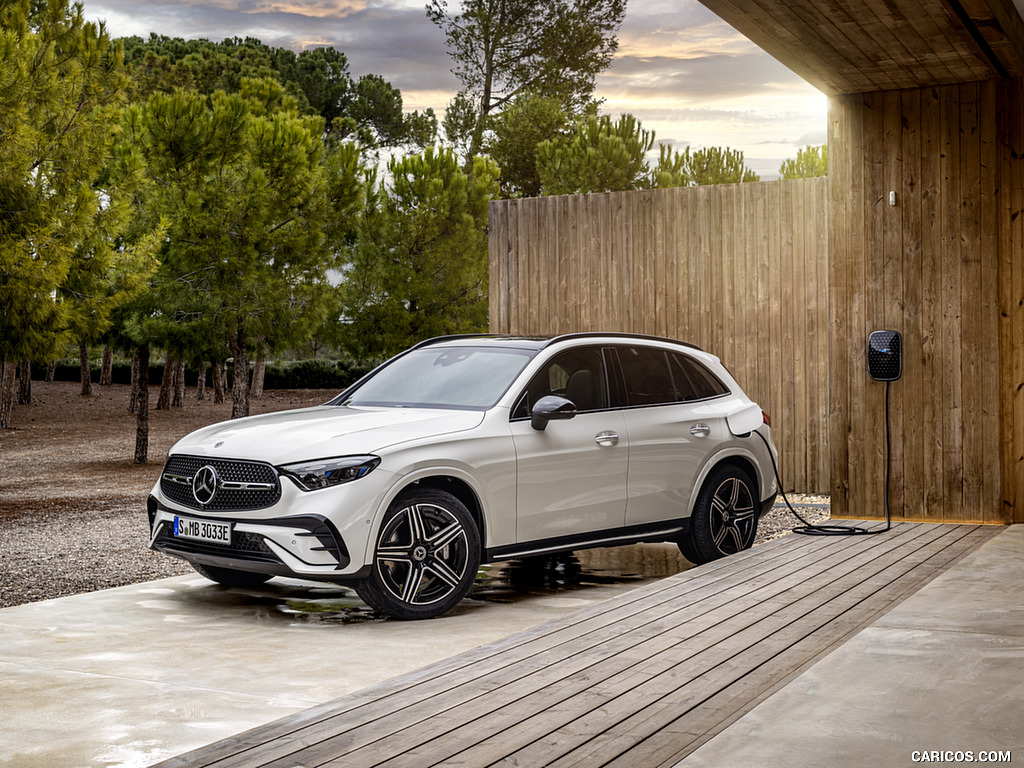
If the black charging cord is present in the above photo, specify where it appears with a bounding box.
[756,380,893,536]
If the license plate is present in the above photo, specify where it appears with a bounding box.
[173,516,232,546]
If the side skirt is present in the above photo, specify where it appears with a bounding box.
[484,520,691,564]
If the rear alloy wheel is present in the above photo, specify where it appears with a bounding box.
[191,562,272,588]
[356,488,480,620]
[689,465,759,564]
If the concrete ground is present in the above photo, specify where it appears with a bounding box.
[0,543,691,768]
[1,529,1020,768]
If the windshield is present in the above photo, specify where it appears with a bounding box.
[341,346,537,410]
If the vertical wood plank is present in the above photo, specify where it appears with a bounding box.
[900,87,925,519]
[959,81,983,523]
[882,89,906,519]
[920,84,944,519]
[940,83,964,523]
[977,79,1001,524]
[1001,79,1024,523]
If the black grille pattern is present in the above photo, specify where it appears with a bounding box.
[153,522,280,563]
[161,455,282,511]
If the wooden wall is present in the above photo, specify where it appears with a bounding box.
[489,179,831,492]
[829,78,1024,524]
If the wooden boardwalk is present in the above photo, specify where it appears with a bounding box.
[157,522,1001,768]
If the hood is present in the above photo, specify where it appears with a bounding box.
[168,405,485,465]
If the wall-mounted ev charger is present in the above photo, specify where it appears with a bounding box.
[867,330,902,381]
[761,329,900,536]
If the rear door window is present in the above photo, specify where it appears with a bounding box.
[619,346,677,406]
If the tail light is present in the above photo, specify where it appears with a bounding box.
[762,411,772,427]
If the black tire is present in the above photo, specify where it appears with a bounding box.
[355,488,480,620]
[676,528,703,564]
[191,562,273,588]
[689,465,759,564]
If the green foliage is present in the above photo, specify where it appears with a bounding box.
[537,114,655,195]
[39,354,379,389]
[441,91,482,164]
[428,0,625,162]
[120,34,434,150]
[119,79,367,411]
[339,148,499,359]
[262,357,379,390]
[0,0,158,368]
[779,144,827,179]
[533,112,761,195]
[652,144,760,187]
[485,91,574,198]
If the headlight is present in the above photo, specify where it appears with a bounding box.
[279,455,381,491]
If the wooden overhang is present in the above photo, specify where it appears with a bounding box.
[697,0,1024,94]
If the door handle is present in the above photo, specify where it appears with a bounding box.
[690,423,711,437]
[594,431,619,447]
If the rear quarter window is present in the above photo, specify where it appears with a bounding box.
[671,352,730,400]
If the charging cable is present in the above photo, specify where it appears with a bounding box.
[756,380,893,536]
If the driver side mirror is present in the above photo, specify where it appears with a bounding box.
[531,395,578,431]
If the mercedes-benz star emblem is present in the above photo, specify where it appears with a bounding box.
[192,465,220,506]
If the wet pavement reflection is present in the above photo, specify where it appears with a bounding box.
[184,542,694,626]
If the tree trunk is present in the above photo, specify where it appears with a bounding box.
[171,357,185,408]
[79,342,92,396]
[17,359,31,405]
[196,362,207,401]
[156,353,174,410]
[212,360,225,403]
[45,360,56,383]
[129,350,140,413]
[0,356,16,429]
[251,350,266,399]
[228,330,250,419]
[134,344,150,464]
[100,345,113,385]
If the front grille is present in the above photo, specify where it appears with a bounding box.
[161,455,282,511]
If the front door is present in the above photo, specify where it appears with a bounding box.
[510,347,628,543]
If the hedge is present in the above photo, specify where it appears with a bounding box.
[30,357,380,390]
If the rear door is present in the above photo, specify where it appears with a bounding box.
[615,345,731,527]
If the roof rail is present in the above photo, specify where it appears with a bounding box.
[542,332,702,352]
[408,333,519,350]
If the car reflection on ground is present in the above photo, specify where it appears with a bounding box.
[181,542,695,625]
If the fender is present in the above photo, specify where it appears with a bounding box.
[359,463,493,566]
[685,433,776,516]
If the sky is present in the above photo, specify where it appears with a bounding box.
[84,0,829,179]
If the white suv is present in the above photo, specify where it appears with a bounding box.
[148,334,778,619]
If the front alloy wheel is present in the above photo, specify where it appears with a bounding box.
[355,488,480,620]
[687,465,759,564]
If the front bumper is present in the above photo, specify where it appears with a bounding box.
[150,496,370,579]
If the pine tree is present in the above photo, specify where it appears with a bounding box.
[779,145,828,179]
[121,78,365,421]
[0,0,154,427]
[340,148,499,358]
[537,114,655,195]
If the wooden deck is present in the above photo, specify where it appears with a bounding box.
[156,522,1001,768]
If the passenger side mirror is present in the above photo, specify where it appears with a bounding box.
[530,395,577,431]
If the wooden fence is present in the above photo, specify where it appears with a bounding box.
[489,178,830,492]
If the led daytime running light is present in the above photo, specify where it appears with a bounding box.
[280,455,381,491]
